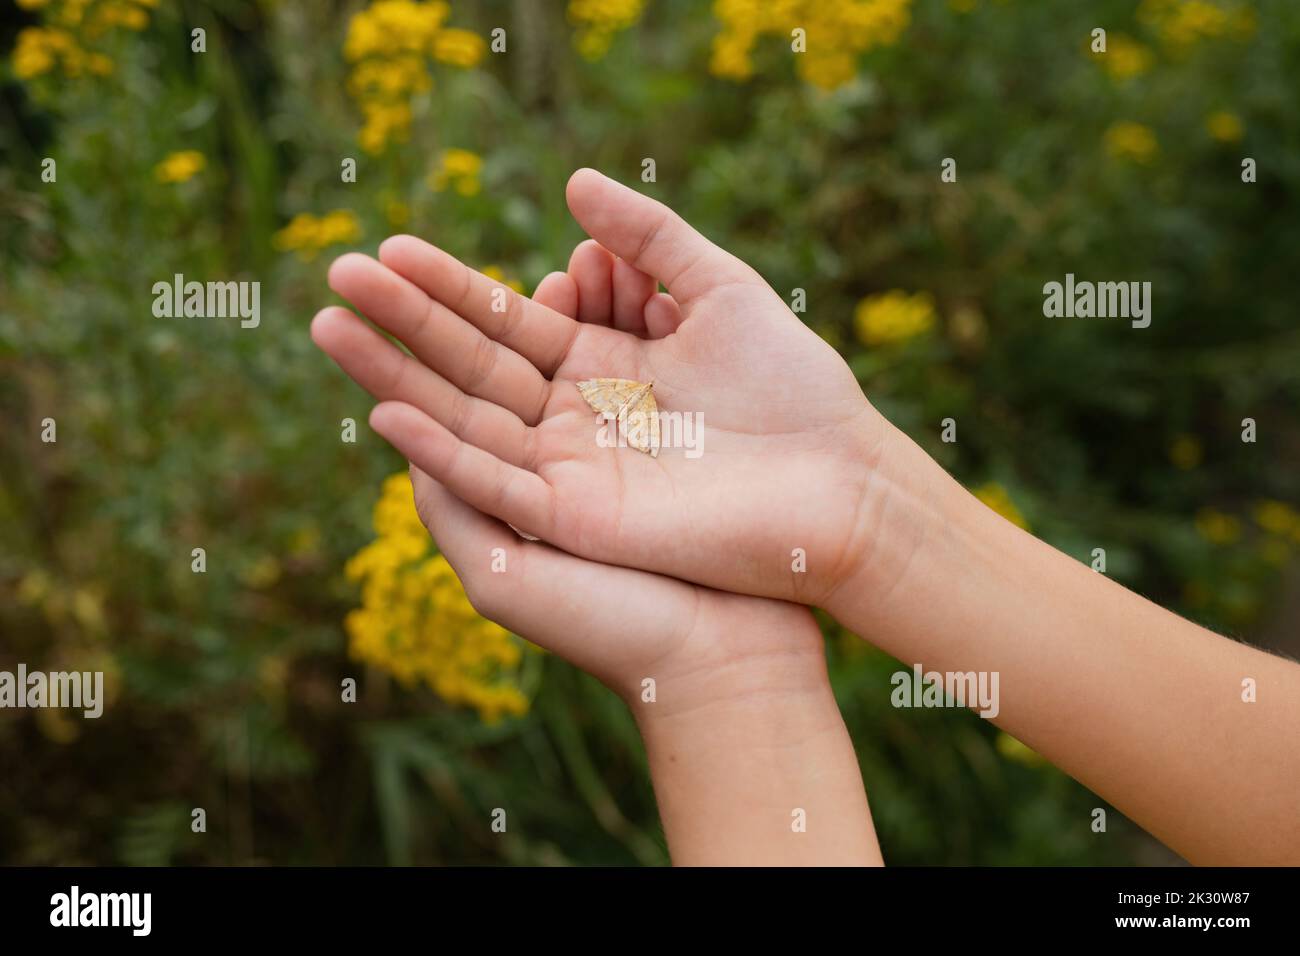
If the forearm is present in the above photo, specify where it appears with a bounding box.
[832,424,1300,864]
[630,604,883,866]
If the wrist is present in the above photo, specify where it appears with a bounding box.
[625,599,882,865]
[622,594,831,729]
[821,418,968,632]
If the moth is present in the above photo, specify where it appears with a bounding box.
[576,378,660,457]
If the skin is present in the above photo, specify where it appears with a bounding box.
[315,168,1300,866]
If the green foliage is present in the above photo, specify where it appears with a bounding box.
[1,0,1296,865]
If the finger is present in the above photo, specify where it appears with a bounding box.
[532,270,578,319]
[379,235,580,377]
[567,239,614,326]
[311,307,534,468]
[565,167,762,306]
[370,401,554,540]
[611,255,655,336]
[328,253,550,425]
[409,467,694,681]
[643,292,684,339]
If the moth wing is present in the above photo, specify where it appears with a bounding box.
[626,389,660,457]
[507,523,541,542]
[577,378,645,416]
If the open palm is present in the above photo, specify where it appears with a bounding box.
[381,266,824,700]
[314,169,889,603]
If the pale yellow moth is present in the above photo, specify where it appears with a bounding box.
[576,378,660,457]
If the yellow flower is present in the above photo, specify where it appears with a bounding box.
[1194,508,1240,545]
[91,1,149,32]
[273,209,362,261]
[1205,110,1243,143]
[359,101,414,154]
[1105,121,1159,164]
[568,0,646,60]
[153,150,206,184]
[432,28,486,67]
[71,586,107,635]
[1138,0,1255,51]
[12,28,59,79]
[709,31,754,81]
[1169,434,1202,470]
[429,148,483,195]
[344,472,530,722]
[345,0,450,62]
[1253,500,1300,540]
[973,482,1029,531]
[11,1,156,84]
[1097,34,1153,80]
[854,289,936,346]
[710,0,912,90]
[802,51,858,90]
[344,1,483,152]
[17,570,53,605]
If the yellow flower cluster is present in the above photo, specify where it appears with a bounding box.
[153,150,205,184]
[343,1,486,153]
[567,0,646,60]
[11,0,156,81]
[1205,110,1243,143]
[428,148,482,196]
[1104,121,1159,164]
[1137,0,1255,51]
[1193,500,1300,565]
[1095,34,1153,81]
[973,482,1029,531]
[432,27,486,67]
[272,210,362,261]
[1253,500,1300,542]
[1194,508,1241,545]
[711,0,912,90]
[345,473,529,723]
[17,569,108,634]
[854,289,935,346]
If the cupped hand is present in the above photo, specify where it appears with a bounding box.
[313,169,917,608]
[357,254,829,708]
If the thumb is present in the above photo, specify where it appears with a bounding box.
[565,168,763,306]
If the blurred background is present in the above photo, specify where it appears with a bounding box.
[2,0,1298,866]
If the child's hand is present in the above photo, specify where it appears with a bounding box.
[392,247,828,705]
[314,169,941,612]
